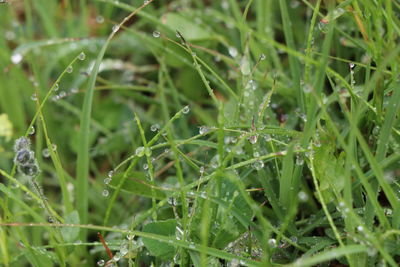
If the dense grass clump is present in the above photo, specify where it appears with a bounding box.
[0,0,399,266]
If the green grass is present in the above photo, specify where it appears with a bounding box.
[0,0,400,266]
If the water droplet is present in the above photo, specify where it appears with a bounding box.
[104,178,111,185]
[298,191,308,202]
[299,113,307,122]
[11,53,23,64]
[126,232,134,240]
[78,52,86,61]
[14,137,31,152]
[150,124,159,132]
[252,160,264,170]
[357,225,364,232]
[295,154,304,165]
[259,53,266,61]
[228,46,238,57]
[54,83,59,92]
[102,189,109,197]
[120,241,129,256]
[152,31,160,38]
[108,170,114,178]
[31,93,38,101]
[113,252,121,261]
[28,126,35,135]
[97,259,105,266]
[264,134,272,142]
[51,144,57,151]
[240,56,251,75]
[199,166,205,174]
[318,20,329,33]
[302,83,312,93]
[253,152,260,157]
[367,247,377,256]
[5,31,16,41]
[191,52,196,57]
[112,25,120,33]
[268,238,277,248]
[349,62,355,69]
[182,105,190,114]
[15,149,33,165]
[210,155,219,169]
[96,16,104,24]
[66,66,73,73]
[248,134,258,144]
[135,146,145,157]
[199,126,210,135]
[42,148,50,158]
[143,163,148,170]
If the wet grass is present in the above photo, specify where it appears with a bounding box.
[0,0,399,266]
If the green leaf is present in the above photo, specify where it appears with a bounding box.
[312,128,345,203]
[142,219,177,260]
[109,171,166,199]
[213,173,253,249]
[61,210,80,243]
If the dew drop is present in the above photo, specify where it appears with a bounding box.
[31,93,38,101]
[199,126,210,135]
[357,225,364,232]
[42,148,50,158]
[248,134,258,144]
[295,154,304,165]
[113,252,121,261]
[112,25,120,33]
[11,53,23,64]
[264,134,271,142]
[182,105,190,114]
[240,56,251,76]
[104,178,111,185]
[66,66,73,73]
[302,84,312,94]
[28,126,35,135]
[150,124,159,132]
[268,238,277,248]
[298,191,308,202]
[349,62,355,69]
[252,160,264,170]
[152,31,160,38]
[97,259,105,266]
[228,46,238,58]
[259,53,266,61]
[210,155,219,169]
[199,166,205,174]
[318,20,329,33]
[96,16,104,24]
[54,83,59,92]
[102,189,109,197]
[143,163,149,170]
[126,232,134,240]
[108,170,114,178]
[135,146,145,157]
[78,52,86,61]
